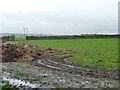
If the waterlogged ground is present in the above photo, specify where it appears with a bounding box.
[1,61,119,88]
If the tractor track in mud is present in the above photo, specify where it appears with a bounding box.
[34,58,118,80]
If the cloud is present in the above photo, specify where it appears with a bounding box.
[1,0,118,34]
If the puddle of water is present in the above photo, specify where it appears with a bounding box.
[3,77,39,88]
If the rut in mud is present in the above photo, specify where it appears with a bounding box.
[34,57,118,80]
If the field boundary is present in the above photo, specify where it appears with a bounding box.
[26,34,120,40]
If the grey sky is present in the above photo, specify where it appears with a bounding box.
[1,0,119,35]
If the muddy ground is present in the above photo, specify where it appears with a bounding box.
[1,60,119,88]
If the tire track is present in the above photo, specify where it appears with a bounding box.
[35,58,118,80]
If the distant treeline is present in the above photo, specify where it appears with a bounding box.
[1,35,15,41]
[26,34,120,40]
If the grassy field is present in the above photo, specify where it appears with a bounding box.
[15,38,118,70]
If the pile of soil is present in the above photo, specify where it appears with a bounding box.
[1,42,40,62]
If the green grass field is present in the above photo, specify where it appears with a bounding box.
[15,38,118,70]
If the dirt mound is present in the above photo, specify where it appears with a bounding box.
[1,42,40,62]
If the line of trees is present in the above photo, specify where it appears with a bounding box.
[26,34,120,40]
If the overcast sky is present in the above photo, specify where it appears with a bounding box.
[0,0,119,35]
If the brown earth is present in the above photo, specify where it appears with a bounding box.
[0,42,40,62]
